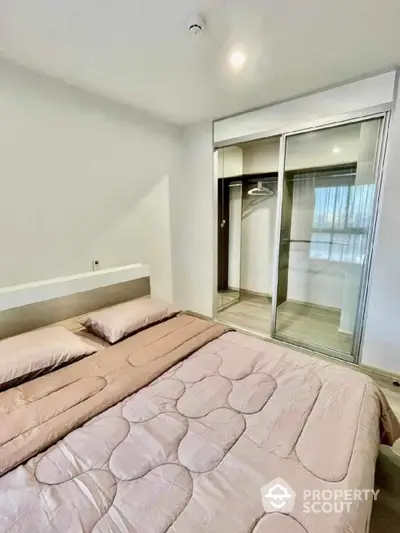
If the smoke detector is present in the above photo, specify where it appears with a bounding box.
[188,15,205,35]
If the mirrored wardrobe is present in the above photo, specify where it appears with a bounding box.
[216,137,280,335]
[215,114,387,363]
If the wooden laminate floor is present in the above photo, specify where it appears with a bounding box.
[217,290,240,310]
[217,293,353,355]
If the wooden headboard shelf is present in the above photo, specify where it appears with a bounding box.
[0,271,150,339]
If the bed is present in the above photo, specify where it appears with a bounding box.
[0,310,398,533]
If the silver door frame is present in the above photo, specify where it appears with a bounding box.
[270,111,391,362]
[352,112,391,363]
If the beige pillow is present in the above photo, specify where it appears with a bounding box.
[79,298,179,344]
[0,327,97,389]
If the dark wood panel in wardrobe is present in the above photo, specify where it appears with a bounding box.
[217,179,230,291]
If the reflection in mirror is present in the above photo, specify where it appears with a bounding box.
[274,119,382,361]
[216,139,280,333]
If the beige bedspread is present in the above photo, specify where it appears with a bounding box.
[0,313,228,476]
[0,326,399,533]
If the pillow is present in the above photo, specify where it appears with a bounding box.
[0,327,97,389]
[79,298,179,344]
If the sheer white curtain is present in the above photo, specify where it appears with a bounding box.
[310,179,375,264]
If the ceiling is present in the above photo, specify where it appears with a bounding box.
[1,0,400,125]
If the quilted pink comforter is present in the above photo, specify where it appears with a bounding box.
[0,330,398,533]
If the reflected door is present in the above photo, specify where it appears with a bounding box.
[272,117,385,361]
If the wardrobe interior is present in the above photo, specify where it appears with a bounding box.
[216,118,382,361]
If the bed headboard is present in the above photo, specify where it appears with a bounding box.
[0,265,150,339]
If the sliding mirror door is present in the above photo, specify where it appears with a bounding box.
[215,139,281,332]
[273,117,385,361]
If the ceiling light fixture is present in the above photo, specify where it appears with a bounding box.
[188,15,205,36]
[332,146,341,154]
[229,50,246,70]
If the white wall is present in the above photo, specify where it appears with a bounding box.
[240,183,278,295]
[228,184,242,290]
[361,96,400,374]
[0,59,181,302]
[170,122,214,317]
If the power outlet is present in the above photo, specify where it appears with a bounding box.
[92,260,100,272]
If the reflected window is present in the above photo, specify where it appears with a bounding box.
[310,181,375,264]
